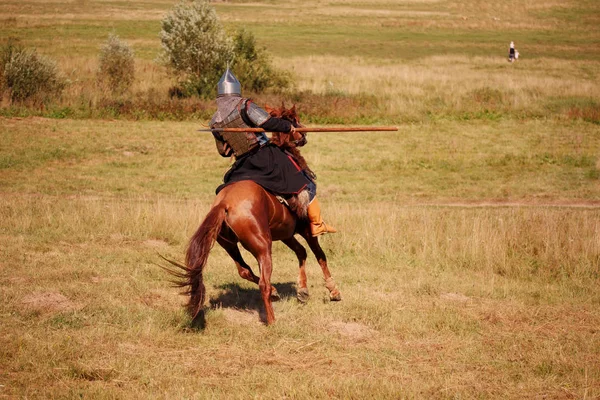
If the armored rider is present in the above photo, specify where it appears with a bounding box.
[210,68,336,237]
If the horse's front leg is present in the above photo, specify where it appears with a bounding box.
[282,237,309,303]
[303,235,342,301]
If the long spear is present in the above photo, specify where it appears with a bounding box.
[199,126,398,133]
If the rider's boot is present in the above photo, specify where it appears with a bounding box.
[307,197,337,237]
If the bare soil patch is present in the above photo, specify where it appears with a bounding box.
[413,200,600,208]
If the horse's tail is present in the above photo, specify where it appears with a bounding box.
[162,204,226,328]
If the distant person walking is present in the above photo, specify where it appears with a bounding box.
[508,41,515,62]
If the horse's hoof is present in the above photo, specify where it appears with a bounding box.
[297,288,310,303]
[190,311,206,330]
[329,291,342,302]
[270,286,281,301]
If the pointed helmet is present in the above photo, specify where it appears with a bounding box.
[217,68,241,97]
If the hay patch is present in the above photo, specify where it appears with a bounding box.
[440,292,470,302]
[221,308,260,326]
[144,239,169,248]
[329,321,378,342]
[21,292,77,313]
[139,289,179,309]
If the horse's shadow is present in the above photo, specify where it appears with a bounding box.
[208,282,297,318]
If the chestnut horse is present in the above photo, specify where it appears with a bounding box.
[166,105,341,328]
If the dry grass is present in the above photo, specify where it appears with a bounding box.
[57,56,173,103]
[280,55,600,120]
[20,52,596,123]
[1,117,599,398]
[1,194,599,398]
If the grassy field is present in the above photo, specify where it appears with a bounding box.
[1,0,600,398]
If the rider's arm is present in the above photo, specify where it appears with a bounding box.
[242,101,307,147]
[243,100,294,133]
[260,117,293,133]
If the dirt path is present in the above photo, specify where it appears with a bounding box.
[411,200,600,208]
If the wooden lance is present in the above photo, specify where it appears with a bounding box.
[199,126,398,133]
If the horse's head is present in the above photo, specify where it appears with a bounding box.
[266,103,302,127]
[265,103,306,148]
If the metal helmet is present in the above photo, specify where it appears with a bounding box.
[217,68,241,97]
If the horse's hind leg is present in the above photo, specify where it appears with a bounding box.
[303,234,342,301]
[241,236,276,324]
[217,237,280,300]
[255,245,275,324]
[282,237,309,303]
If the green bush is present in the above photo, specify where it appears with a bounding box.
[0,42,65,103]
[159,1,291,98]
[98,34,135,95]
[159,0,232,98]
[231,29,291,94]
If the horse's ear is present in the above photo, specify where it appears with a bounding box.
[290,104,297,115]
[265,104,278,117]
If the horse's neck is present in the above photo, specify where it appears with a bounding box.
[287,147,311,174]
[267,107,316,178]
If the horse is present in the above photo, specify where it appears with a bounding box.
[164,105,341,328]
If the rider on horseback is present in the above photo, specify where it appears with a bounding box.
[210,68,336,237]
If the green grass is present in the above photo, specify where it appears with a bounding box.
[1,118,598,201]
[2,0,600,62]
[1,20,162,59]
[249,24,600,61]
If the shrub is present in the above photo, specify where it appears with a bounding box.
[159,1,291,98]
[1,43,65,103]
[231,29,291,93]
[98,34,135,95]
[159,0,232,98]
[0,38,23,79]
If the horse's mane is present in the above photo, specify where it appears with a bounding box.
[265,104,316,180]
